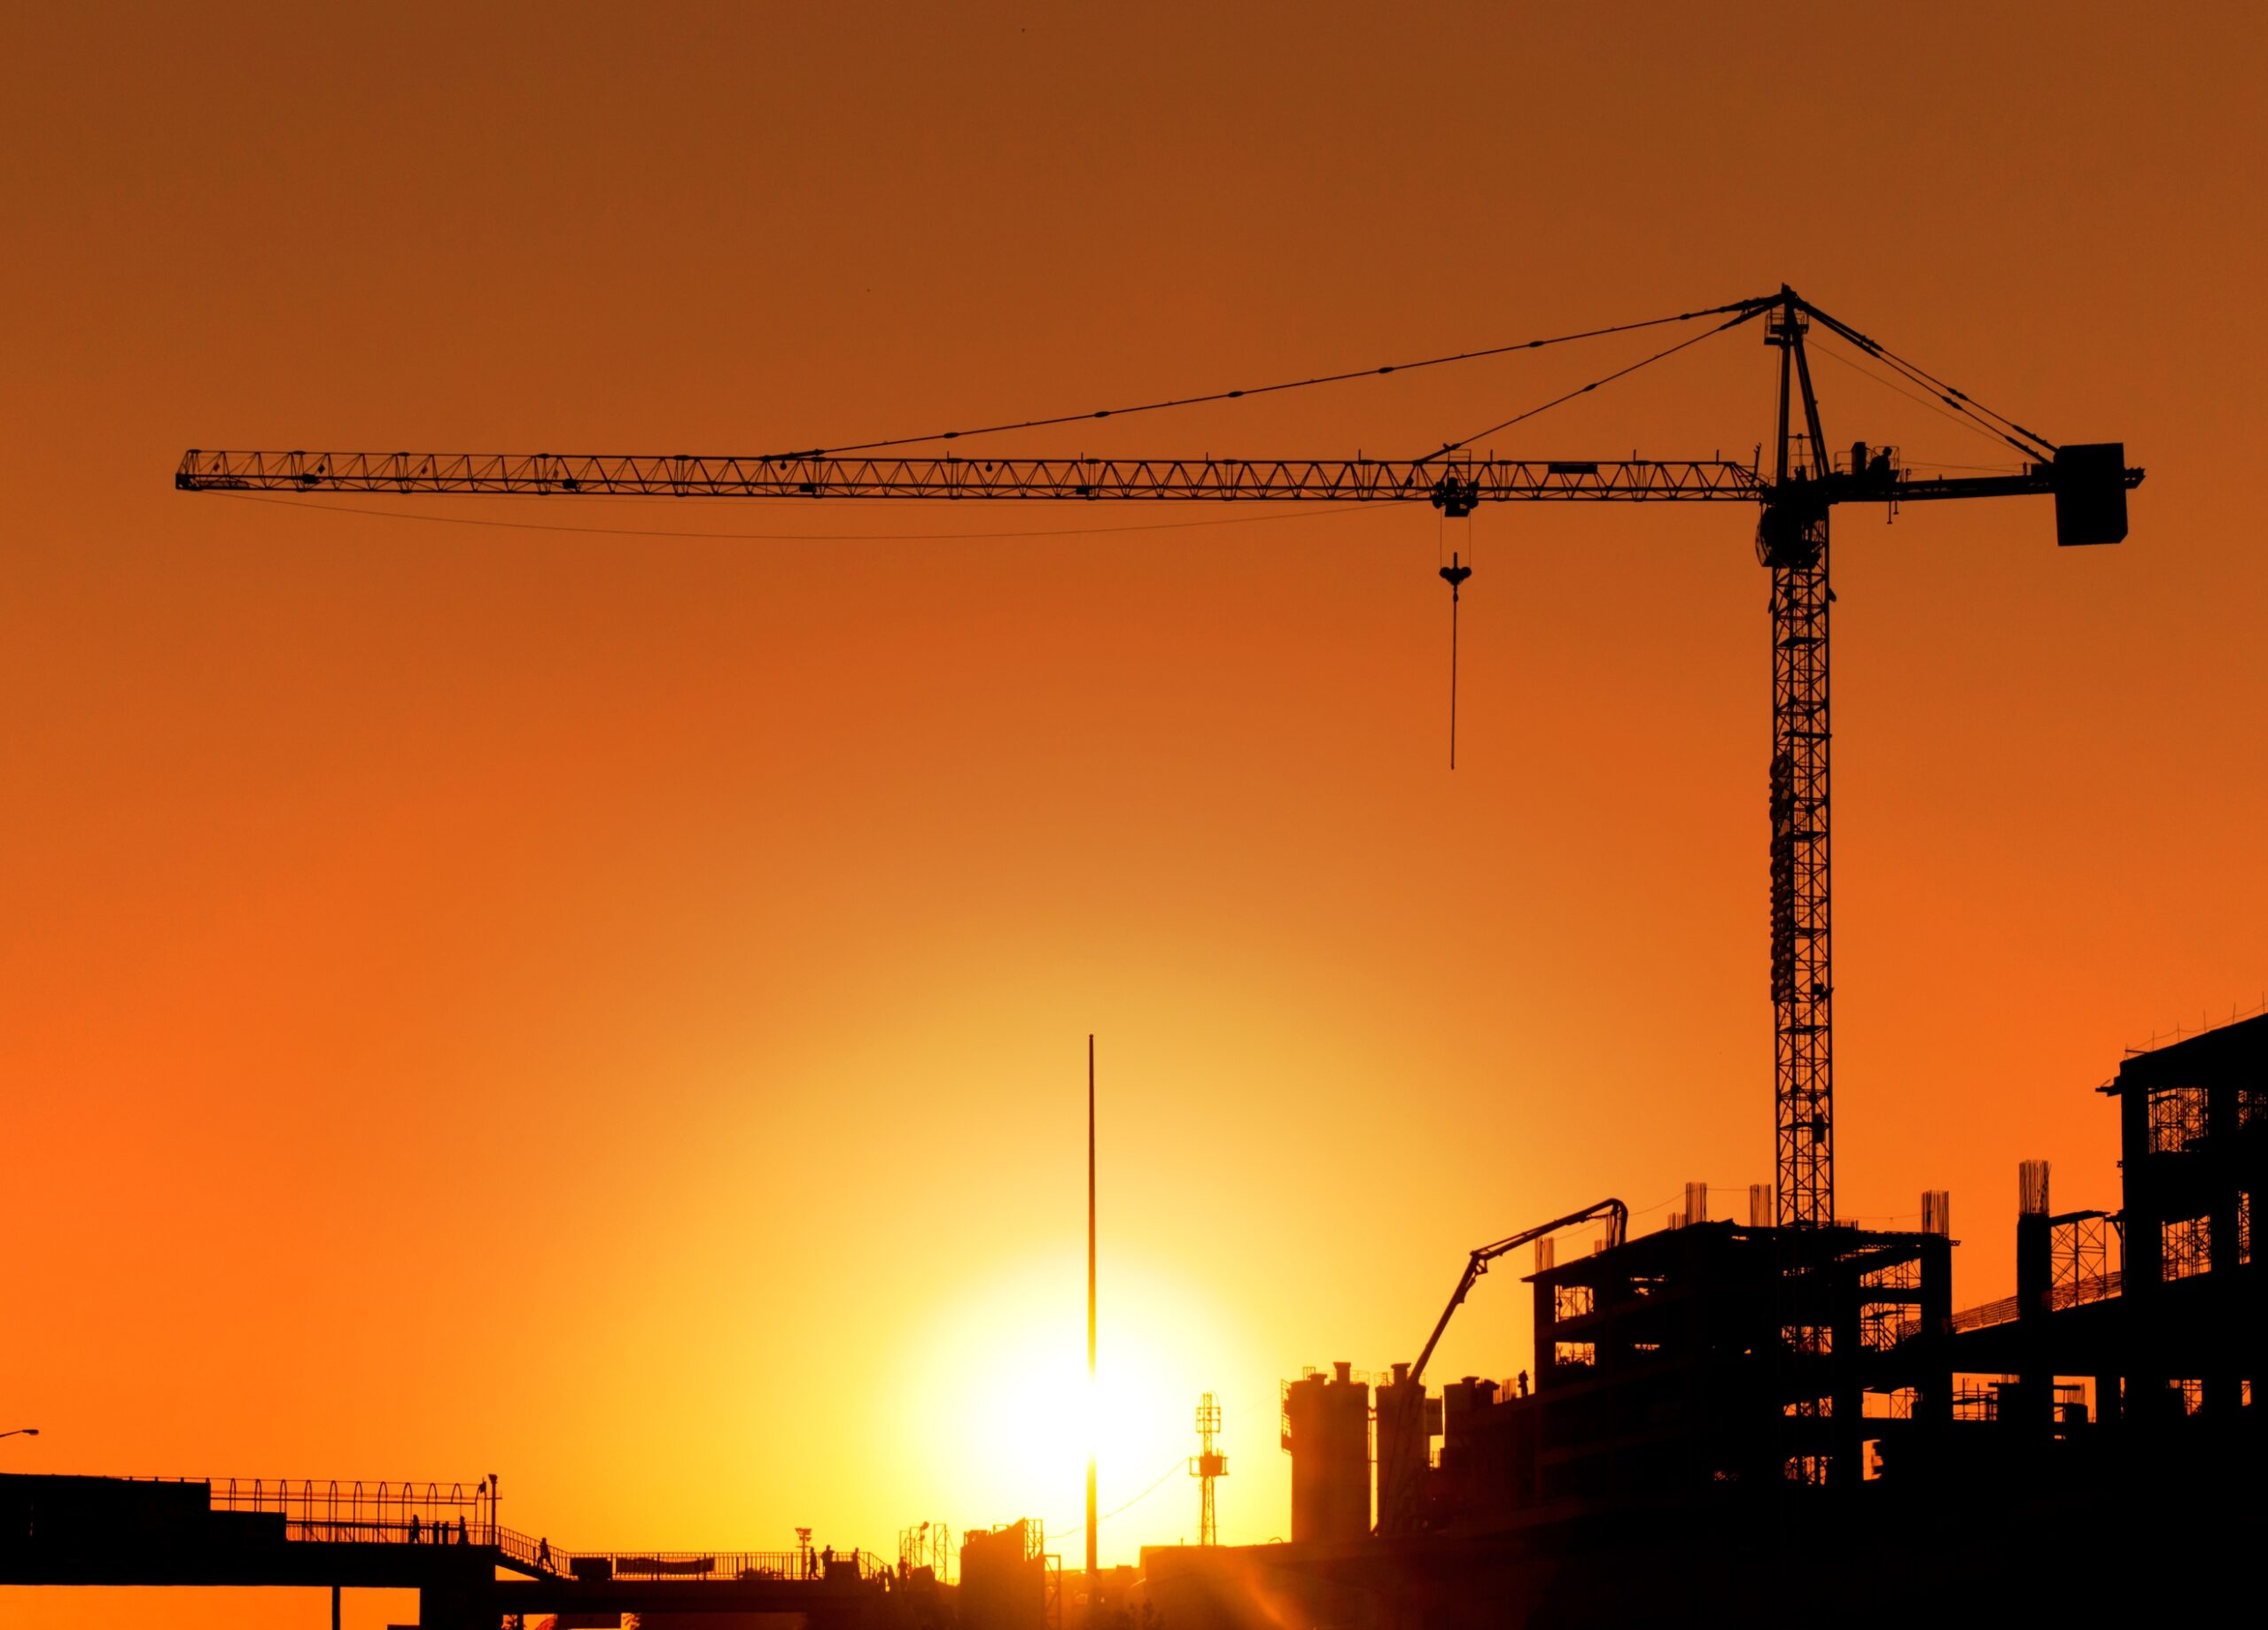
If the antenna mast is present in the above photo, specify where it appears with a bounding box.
[1190,1394,1228,1547]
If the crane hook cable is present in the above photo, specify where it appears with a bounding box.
[763,295,1778,460]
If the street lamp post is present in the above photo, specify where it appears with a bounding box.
[0,1429,37,1440]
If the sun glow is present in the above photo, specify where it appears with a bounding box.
[903,1252,1230,1557]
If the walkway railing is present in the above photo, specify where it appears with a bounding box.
[1949,1270,2123,1333]
[122,1477,888,1583]
[533,1546,889,1581]
[127,1477,493,1544]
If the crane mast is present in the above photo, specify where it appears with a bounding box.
[1763,296,1836,1229]
[173,287,2141,1237]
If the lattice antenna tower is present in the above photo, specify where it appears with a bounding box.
[1190,1393,1228,1547]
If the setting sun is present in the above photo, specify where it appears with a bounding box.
[898,1250,1268,1558]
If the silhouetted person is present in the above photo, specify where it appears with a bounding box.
[821,1545,834,1577]
[538,1537,550,1569]
[458,1516,468,1545]
[408,1514,420,1544]
[1516,1370,1529,1397]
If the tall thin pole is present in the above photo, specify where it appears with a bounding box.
[1085,1034,1099,1609]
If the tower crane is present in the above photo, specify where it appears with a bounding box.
[174,286,2141,1235]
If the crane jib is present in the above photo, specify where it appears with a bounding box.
[173,446,2140,530]
[175,450,1774,501]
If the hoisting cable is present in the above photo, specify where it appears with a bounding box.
[764,295,1777,459]
[1415,306,1758,753]
[1441,547,1472,770]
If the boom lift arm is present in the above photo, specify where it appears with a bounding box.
[1406,1198,1630,1391]
[1372,1197,1628,1535]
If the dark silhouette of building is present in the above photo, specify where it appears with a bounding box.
[957,1519,1052,1630]
[1278,1363,1369,1541]
[1153,1013,2265,1628]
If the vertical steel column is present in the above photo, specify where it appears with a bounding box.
[1770,532,1833,1228]
[1763,287,1835,1235]
[1762,289,1837,1489]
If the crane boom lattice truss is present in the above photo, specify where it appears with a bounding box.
[175,288,2142,1246]
[175,450,1766,502]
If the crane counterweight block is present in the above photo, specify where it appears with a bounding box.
[2051,442,2131,546]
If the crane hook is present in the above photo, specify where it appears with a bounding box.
[1441,552,1472,770]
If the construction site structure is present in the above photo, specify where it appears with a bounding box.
[959,1519,1052,1630]
[897,1520,952,1584]
[0,1475,906,1630]
[1156,1011,2266,1630]
[1189,1393,1227,1547]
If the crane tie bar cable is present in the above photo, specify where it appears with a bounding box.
[766,295,1777,460]
[1794,298,2060,461]
[1422,307,1767,462]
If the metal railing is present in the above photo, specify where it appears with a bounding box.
[127,1478,494,1545]
[1949,1295,2020,1333]
[117,1476,887,1584]
[539,1545,892,1582]
[1949,1270,2123,1333]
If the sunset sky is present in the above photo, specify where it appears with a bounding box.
[3,4,2263,1626]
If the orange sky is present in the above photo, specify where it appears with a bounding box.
[3,4,2264,1626]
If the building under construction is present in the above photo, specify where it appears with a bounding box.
[1145,1013,2265,1628]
